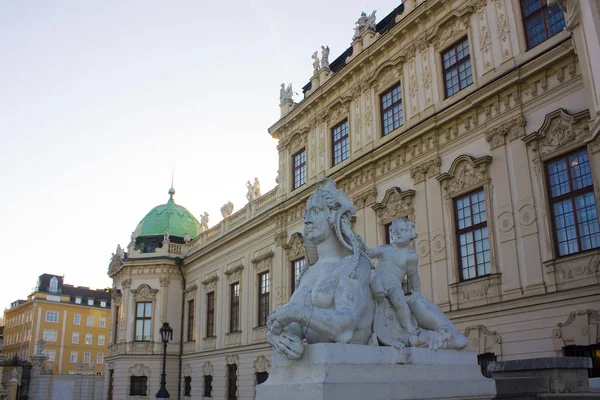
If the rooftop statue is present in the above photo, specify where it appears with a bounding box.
[279,83,294,103]
[246,178,261,202]
[320,45,330,69]
[311,51,320,76]
[267,179,467,360]
[200,212,209,232]
[353,10,377,41]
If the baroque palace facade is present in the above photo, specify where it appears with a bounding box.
[106,0,600,399]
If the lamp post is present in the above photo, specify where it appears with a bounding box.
[156,322,173,400]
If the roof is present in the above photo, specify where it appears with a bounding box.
[134,187,201,240]
[302,3,405,95]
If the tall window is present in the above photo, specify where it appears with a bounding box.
[49,277,58,293]
[204,375,213,397]
[72,332,79,344]
[97,352,104,364]
[84,352,91,363]
[98,334,105,346]
[547,149,600,256]
[206,292,215,337]
[521,0,565,49]
[113,306,119,344]
[184,376,192,396]
[227,364,238,400]
[45,311,58,323]
[43,329,57,342]
[187,299,195,341]
[291,258,305,294]
[70,351,78,363]
[332,120,349,165]
[135,302,152,341]
[442,37,473,98]
[455,189,491,280]
[293,149,307,190]
[230,283,240,332]
[86,316,94,327]
[99,317,106,328]
[85,333,92,345]
[258,272,270,327]
[43,349,56,362]
[381,84,403,135]
[130,376,148,396]
[74,314,81,325]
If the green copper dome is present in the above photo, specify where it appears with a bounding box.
[134,188,201,240]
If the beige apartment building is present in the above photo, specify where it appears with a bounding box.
[106,0,600,399]
[1,274,111,376]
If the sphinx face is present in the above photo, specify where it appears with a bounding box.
[304,196,334,245]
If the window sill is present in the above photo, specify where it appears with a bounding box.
[543,248,600,290]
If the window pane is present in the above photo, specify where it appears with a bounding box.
[145,303,152,317]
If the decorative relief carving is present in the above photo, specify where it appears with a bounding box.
[253,326,268,342]
[464,324,502,355]
[252,250,274,273]
[410,157,442,184]
[431,14,471,50]
[254,355,271,373]
[519,204,536,227]
[354,97,362,149]
[225,332,241,347]
[202,337,216,351]
[524,109,591,159]
[132,284,158,302]
[493,0,512,59]
[202,273,219,292]
[552,309,600,350]
[183,364,192,377]
[283,232,305,261]
[437,155,493,197]
[497,211,515,234]
[121,278,132,290]
[203,361,214,375]
[418,239,430,259]
[351,187,378,210]
[225,264,244,283]
[128,364,151,377]
[450,274,502,309]
[485,115,526,150]
[159,275,170,288]
[432,234,446,254]
[372,187,416,225]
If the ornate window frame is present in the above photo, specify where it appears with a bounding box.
[463,324,503,357]
[225,262,243,338]
[552,309,600,351]
[128,364,151,399]
[131,284,158,342]
[522,108,600,283]
[325,99,351,173]
[253,355,271,398]
[226,354,239,400]
[201,273,218,349]
[437,155,502,308]
[202,361,214,398]
[252,251,273,333]
[371,187,416,245]
[283,233,306,298]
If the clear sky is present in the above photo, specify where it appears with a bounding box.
[0,0,401,310]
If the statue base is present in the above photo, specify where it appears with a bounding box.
[256,343,496,400]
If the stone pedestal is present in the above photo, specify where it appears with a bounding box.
[489,357,600,399]
[256,343,496,400]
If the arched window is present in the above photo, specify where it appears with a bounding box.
[49,277,58,293]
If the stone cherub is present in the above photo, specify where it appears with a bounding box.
[370,217,468,350]
[367,217,419,335]
[320,45,330,69]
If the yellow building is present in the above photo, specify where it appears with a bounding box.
[1,274,111,375]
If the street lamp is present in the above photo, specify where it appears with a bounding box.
[156,322,173,400]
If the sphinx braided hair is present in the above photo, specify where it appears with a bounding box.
[313,179,366,280]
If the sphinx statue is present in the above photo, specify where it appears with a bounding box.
[267,179,467,360]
